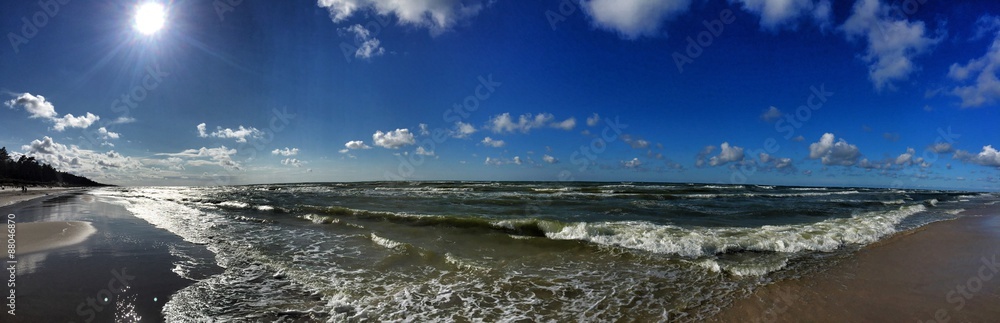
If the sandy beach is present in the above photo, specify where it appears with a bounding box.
[714,205,1000,322]
[1,189,219,323]
[0,187,79,207]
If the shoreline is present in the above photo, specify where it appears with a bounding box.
[0,187,84,208]
[713,203,1000,322]
[2,189,218,322]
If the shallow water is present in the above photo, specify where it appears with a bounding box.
[92,182,994,321]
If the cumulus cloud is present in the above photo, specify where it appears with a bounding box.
[452,121,477,138]
[622,157,642,168]
[198,123,263,143]
[707,142,745,166]
[580,0,691,39]
[5,93,101,131]
[317,0,486,34]
[760,106,782,122]
[344,140,371,150]
[953,145,1000,167]
[732,0,832,30]
[841,0,942,91]
[488,112,554,133]
[586,113,600,126]
[20,136,142,177]
[5,93,57,119]
[271,147,299,156]
[415,146,435,156]
[759,152,794,170]
[928,142,954,154]
[550,117,576,131]
[481,137,505,148]
[894,147,916,165]
[947,27,1000,108]
[484,156,515,166]
[157,146,242,170]
[418,123,430,135]
[622,135,650,149]
[343,24,385,60]
[98,127,120,140]
[808,133,861,166]
[281,158,303,167]
[542,154,558,164]
[372,128,415,149]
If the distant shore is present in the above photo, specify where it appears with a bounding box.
[713,203,1000,322]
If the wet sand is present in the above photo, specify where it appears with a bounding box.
[1,190,220,323]
[714,205,1000,322]
[0,187,79,207]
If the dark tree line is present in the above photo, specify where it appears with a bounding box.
[0,147,107,187]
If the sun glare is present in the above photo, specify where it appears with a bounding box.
[134,3,166,35]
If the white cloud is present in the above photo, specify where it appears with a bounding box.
[947,29,1000,107]
[98,127,120,140]
[317,0,486,34]
[488,112,554,133]
[840,0,942,91]
[580,0,691,39]
[197,123,263,143]
[550,117,576,131]
[808,133,861,166]
[271,147,300,156]
[344,140,371,150]
[20,136,142,177]
[108,116,137,125]
[759,152,793,170]
[928,142,954,154]
[953,145,1000,167]
[452,121,477,138]
[972,14,1000,41]
[157,146,242,170]
[6,93,101,131]
[481,137,505,148]
[586,113,600,126]
[894,147,916,165]
[513,156,522,165]
[52,113,99,131]
[732,0,832,30]
[708,142,745,166]
[760,106,782,122]
[281,158,303,167]
[372,128,416,149]
[343,24,385,59]
[415,146,435,156]
[622,135,650,149]
[418,123,430,135]
[623,157,642,168]
[542,154,558,164]
[5,93,57,119]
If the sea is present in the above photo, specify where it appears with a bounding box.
[91,182,998,322]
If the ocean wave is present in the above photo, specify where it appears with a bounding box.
[544,204,928,259]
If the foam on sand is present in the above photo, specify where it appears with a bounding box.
[16,221,97,255]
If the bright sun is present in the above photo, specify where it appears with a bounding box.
[134,3,166,35]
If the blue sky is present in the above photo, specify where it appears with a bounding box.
[1,0,998,190]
